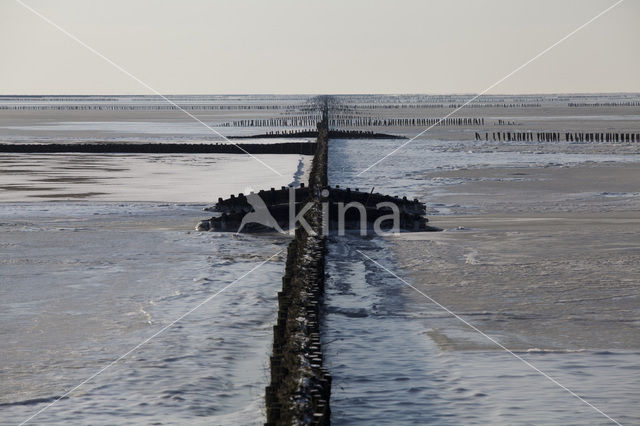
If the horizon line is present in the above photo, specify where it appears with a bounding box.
[1,91,639,97]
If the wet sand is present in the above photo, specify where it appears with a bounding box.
[389,162,640,350]
[424,162,640,215]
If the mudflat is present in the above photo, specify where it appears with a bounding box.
[389,162,640,350]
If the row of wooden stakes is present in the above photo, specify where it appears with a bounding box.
[475,131,640,143]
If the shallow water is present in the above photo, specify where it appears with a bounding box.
[0,96,314,424]
[324,137,640,424]
[2,94,639,424]
[329,138,640,201]
[0,153,307,202]
[323,236,640,424]
[0,202,288,425]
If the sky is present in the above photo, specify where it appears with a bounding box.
[1,0,638,95]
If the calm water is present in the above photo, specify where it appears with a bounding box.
[0,202,291,425]
[323,236,640,425]
[324,138,640,425]
[0,96,311,425]
[2,95,639,425]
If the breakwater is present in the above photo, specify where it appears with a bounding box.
[475,131,640,143]
[198,184,435,233]
[233,129,404,140]
[265,109,331,425]
[222,116,484,129]
[0,142,316,155]
[190,99,438,424]
[329,116,484,127]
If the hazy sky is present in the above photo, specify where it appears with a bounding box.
[1,0,638,94]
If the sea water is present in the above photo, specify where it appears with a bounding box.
[324,138,640,425]
[0,99,309,424]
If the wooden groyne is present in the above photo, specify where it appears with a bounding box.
[232,129,404,140]
[329,116,484,128]
[198,184,435,233]
[0,142,316,155]
[568,101,640,107]
[265,106,331,425]
[475,131,640,143]
[192,99,439,424]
